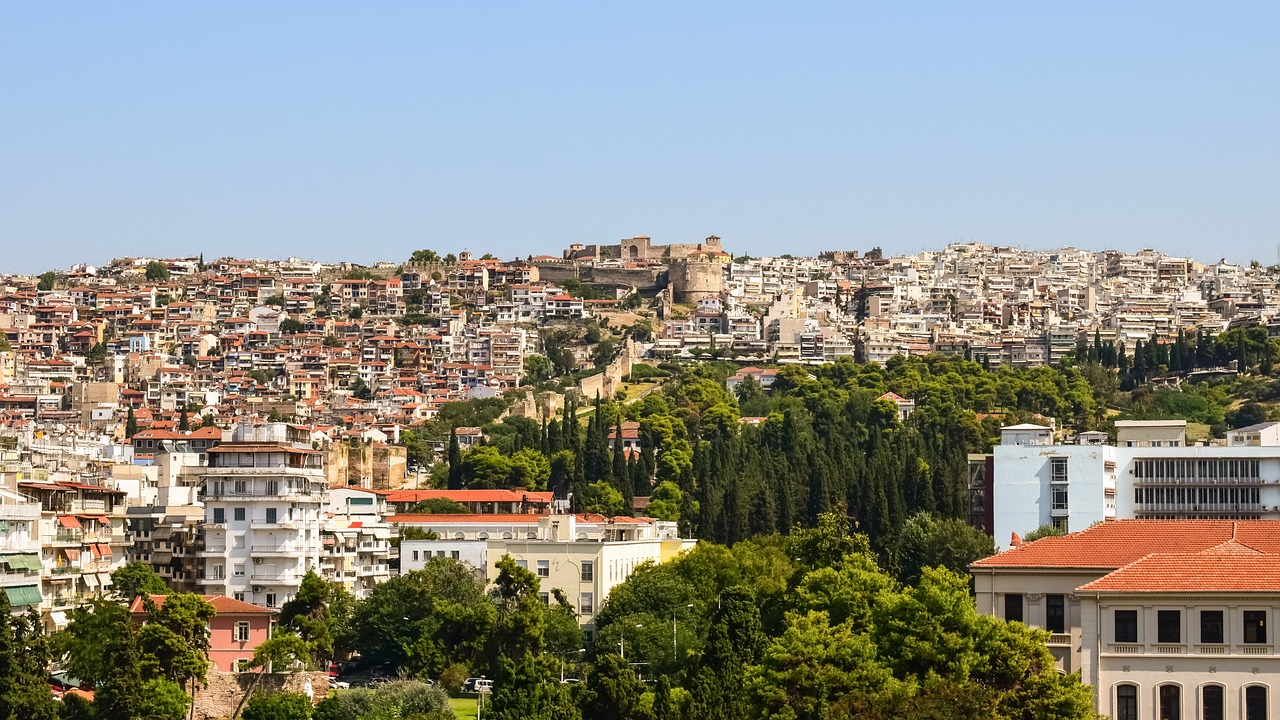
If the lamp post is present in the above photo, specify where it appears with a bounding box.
[561,648,586,682]
[672,603,693,662]
[619,623,643,660]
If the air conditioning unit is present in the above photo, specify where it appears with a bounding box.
[253,558,263,564]
[252,586,263,593]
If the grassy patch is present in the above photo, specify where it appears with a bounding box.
[449,696,479,719]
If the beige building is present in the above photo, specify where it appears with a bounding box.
[972,520,1280,720]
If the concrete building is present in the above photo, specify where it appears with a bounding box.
[397,513,694,632]
[0,489,43,612]
[194,423,327,610]
[972,520,1280,720]
[993,420,1280,549]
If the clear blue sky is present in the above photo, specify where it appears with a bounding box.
[3,3,1278,273]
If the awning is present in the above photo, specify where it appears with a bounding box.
[347,521,363,529]
[88,545,103,558]
[2,553,41,570]
[4,585,41,606]
[62,548,80,562]
[48,611,68,628]
[81,573,99,589]
[18,553,42,570]
[98,544,112,557]
[58,516,82,530]
[97,572,112,588]
[372,527,391,539]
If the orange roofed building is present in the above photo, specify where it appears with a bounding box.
[971,519,1280,720]
[129,594,273,673]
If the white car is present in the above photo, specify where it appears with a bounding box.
[328,679,350,690]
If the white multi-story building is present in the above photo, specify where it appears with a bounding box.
[194,423,326,610]
[993,420,1280,549]
[0,489,43,612]
[972,520,1280,720]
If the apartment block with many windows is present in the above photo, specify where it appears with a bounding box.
[193,423,326,610]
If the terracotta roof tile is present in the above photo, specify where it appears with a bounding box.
[1078,552,1280,593]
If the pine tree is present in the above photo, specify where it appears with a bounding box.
[96,625,143,720]
[178,407,189,432]
[447,428,463,490]
[125,407,138,438]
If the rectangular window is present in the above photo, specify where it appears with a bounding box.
[213,508,226,524]
[1203,685,1224,720]
[451,551,460,560]
[1114,610,1138,643]
[233,592,244,601]
[1245,610,1268,644]
[537,560,549,578]
[515,559,528,569]
[266,593,276,608]
[412,551,419,561]
[235,658,251,673]
[233,507,246,522]
[1046,595,1065,634]
[1116,684,1138,720]
[1050,457,1068,483]
[1051,487,1068,511]
[581,561,594,582]
[1157,610,1181,644]
[1201,610,1224,644]
[234,621,250,642]
[1004,593,1023,623]
[580,592,594,615]
[234,564,245,577]
[265,508,277,524]
[539,592,549,605]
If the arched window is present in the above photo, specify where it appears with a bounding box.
[453,532,464,540]
[1246,686,1268,720]
[1158,684,1181,720]
[526,531,537,539]
[478,532,489,540]
[501,532,512,540]
[1201,684,1223,720]
[1115,684,1138,720]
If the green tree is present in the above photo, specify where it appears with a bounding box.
[278,570,341,666]
[352,558,494,676]
[447,428,464,490]
[109,561,170,600]
[410,497,469,514]
[891,512,995,586]
[485,655,581,720]
[124,407,138,439]
[524,354,553,383]
[95,626,143,720]
[243,692,313,720]
[580,653,650,720]
[0,596,59,720]
[52,599,131,689]
[145,261,171,281]
[348,378,372,400]
[489,555,546,663]
[280,319,306,335]
[507,448,551,490]
[135,593,217,687]
[37,271,57,291]
[410,249,442,264]
[1021,523,1064,542]
[645,481,682,522]
[580,481,623,516]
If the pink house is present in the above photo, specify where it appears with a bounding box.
[129,594,274,673]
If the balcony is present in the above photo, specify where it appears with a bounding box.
[357,564,389,576]
[251,545,302,556]
[1047,633,1071,645]
[1108,644,1143,654]
[1152,644,1185,654]
[1197,644,1228,655]
[1242,645,1272,655]
[50,534,82,547]
[251,572,302,585]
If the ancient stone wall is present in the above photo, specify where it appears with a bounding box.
[192,670,328,720]
[669,259,725,303]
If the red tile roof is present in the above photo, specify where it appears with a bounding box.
[129,594,272,615]
[1078,550,1280,593]
[971,520,1280,569]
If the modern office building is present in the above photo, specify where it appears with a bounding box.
[993,420,1280,548]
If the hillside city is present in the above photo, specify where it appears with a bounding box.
[4,237,1280,719]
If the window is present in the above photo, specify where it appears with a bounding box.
[1050,457,1068,483]
[233,535,245,549]
[537,560,549,578]
[451,551,460,560]
[580,592,594,615]
[235,658,251,673]
[581,561,594,582]
[1116,684,1138,720]
[1115,610,1139,643]
[266,593,276,608]
[1158,684,1180,720]
[515,560,528,569]
[234,621,251,642]
[233,592,244,602]
[1157,610,1181,644]
[234,479,247,494]
[1004,593,1023,623]
[233,564,245,577]
[233,507,246,522]
[412,551,419,561]
[1202,685,1223,720]
[539,592,549,605]
[213,508,226,524]
[1246,686,1268,720]
[1200,610,1224,644]
[1051,487,1068,511]
[1045,595,1065,633]
[1245,610,1268,644]
[265,508,277,524]
[1051,516,1068,532]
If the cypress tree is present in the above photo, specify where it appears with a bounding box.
[447,428,463,490]
[125,407,138,438]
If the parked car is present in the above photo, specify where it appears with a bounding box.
[328,678,350,690]
[463,677,493,693]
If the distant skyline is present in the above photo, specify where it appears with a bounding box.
[3,3,1278,274]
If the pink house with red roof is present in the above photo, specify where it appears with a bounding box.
[129,594,274,673]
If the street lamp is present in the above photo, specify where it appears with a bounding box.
[672,604,694,662]
[560,648,586,683]
[619,623,643,660]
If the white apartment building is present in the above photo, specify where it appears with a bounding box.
[194,423,326,610]
[972,520,1280,720]
[323,488,393,598]
[993,420,1280,549]
[0,489,43,612]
